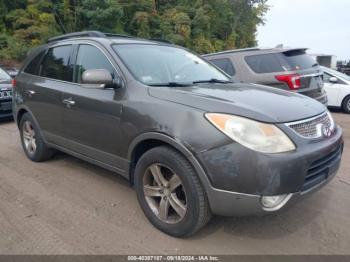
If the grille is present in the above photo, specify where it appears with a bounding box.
[286,112,334,139]
[0,90,12,99]
[302,145,342,192]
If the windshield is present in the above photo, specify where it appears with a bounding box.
[0,68,11,81]
[113,44,230,85]
[323,67,350,81]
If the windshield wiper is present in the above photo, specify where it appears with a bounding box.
[148,82,193,87]
[193,78,233,84]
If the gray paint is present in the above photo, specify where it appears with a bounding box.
[13,36,344,216]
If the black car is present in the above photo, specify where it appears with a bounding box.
[13,31,343,237]
[0,67,13,119]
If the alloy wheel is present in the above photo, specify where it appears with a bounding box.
[22,121,37,155]
[143,163,187,224]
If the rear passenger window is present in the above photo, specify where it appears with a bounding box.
[210,58,236,76]
[24,50,45,75]
[245,54,284,74]
[75,44,116,83]
[41,45,73,82]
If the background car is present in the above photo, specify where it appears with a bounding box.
[0,67,13,119]
[322,66,350,113]
[203,47,328,105]
[0,65,19,78]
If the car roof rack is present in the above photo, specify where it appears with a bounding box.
[149,38,172,44]
[47,31,135,43]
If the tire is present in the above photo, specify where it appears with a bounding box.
[19,113,55,162]
[342,96,350,114]
[134,146,211,237]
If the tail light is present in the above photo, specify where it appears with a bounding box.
[275,74,301,90]
[12,79,16,88]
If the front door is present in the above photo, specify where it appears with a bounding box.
[60,43,127,173]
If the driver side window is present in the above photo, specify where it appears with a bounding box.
[323,72,332,83]
[75,44,117,84]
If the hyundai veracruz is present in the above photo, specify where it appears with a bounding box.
[13,31,343,237]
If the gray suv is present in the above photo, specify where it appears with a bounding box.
[13,32,343,237]
[203,48,328,105]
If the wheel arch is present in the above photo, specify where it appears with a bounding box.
[341,94,350,111]
[127,132,211,192]
[15,105,47,143]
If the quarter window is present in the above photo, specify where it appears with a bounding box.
[210,58,236,76]
[75,45,116,83]
[41,45,73,82]
[24,50,45,75]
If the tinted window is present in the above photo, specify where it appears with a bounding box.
[41,45,73,82]
[280,50,316,70]
[245,54,284,74]
[210,58,235,76]
[75,45,116,83]
[24,50,45,75]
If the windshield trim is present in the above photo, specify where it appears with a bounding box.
[111,43,231,86]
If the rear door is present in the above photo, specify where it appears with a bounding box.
[23,44,75,143]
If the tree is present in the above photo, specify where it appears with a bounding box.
[0,0,269,61]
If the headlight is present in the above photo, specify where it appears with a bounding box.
[205,113,296,153]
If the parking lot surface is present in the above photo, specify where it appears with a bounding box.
[0,112,349,255]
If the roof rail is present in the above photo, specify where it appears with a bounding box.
[47,31,171,44]
[149,38,173,44]
[47,31,106,43]
[203,47,261,57]
[103,33,135,39]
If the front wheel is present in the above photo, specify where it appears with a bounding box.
[134,146,211,237]
[342,96,350,114]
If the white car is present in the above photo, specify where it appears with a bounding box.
[322,66,350,114]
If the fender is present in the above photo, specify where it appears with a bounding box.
[14,105,49,145]
[127,132,213,193]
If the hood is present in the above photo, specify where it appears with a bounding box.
[0,80,12,90]
[148,83,326,123]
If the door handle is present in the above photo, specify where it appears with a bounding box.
[62,98,76,106]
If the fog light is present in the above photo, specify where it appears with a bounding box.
[261,194,292,211]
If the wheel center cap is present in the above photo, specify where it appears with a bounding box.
[164,188,170,196]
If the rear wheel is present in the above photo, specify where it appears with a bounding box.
[134,146,211,237]
[19,113,55,162]
[342,96,350,114]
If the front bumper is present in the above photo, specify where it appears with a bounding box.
[196,126,343,216]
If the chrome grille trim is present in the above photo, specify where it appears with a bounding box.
[285,112,335,139]
[0,90,12,99]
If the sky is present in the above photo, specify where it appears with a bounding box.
[257,0,350,61]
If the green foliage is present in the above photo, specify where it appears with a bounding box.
[0,0,268,61]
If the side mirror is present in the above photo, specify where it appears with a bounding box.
[329,77,338,83]
[82,69,122,89]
